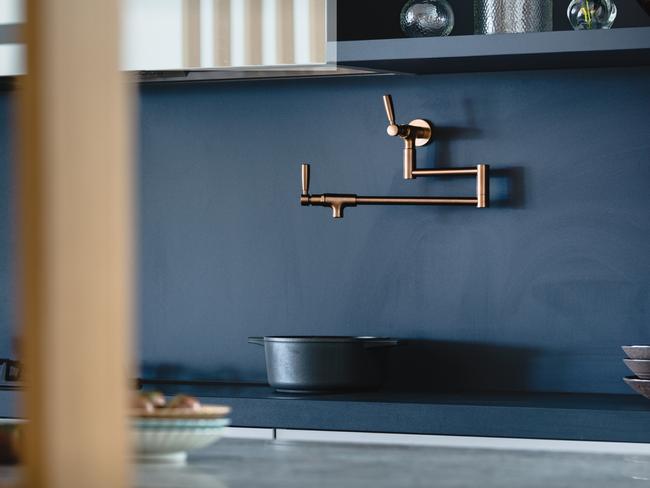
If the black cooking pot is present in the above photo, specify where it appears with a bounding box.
[248,336,399,392]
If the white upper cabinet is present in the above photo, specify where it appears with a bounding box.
[1,0,329,76]
[122,0,328,70]
[0,0,24,76]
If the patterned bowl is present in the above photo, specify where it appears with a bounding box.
[132,417,230,462]
[624,377,650,400]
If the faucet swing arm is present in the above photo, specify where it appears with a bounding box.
[299,94,489,219]
[300,163,488,218]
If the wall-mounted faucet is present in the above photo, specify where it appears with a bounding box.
[300,94,489,219]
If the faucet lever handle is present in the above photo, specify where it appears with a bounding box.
[383,94,396,125]
[301,163,310,195]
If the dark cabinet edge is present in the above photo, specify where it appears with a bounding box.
[336,27,650,74]
[2,28,649,88]
[0,66,387,91]
[337,27,650,62]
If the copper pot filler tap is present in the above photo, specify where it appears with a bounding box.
[300,94,489,218]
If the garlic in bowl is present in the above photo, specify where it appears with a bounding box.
[131,392,231,462]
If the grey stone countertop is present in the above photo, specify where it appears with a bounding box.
[2,438,650,487]
[133,438,650,488]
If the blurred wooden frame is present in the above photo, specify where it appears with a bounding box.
[17,0,134,487]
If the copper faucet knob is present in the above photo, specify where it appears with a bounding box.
[383,94,396,125]
[383,95,412,138]
[386,124,400,137]
[301,163,310,195]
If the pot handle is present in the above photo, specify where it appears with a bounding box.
[363,339,399,349]
[248,336,265,346]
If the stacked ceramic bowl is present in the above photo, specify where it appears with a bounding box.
[132,404,231,462]
[623,346,650,400]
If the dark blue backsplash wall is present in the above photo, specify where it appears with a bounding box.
[0,94,14,359]
[2,67,650,393]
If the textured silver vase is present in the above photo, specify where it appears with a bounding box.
[474,0,553,34]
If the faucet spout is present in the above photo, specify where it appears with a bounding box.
[301,193,357,218]
[299,163,489,219]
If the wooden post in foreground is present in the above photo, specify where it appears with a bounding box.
[17,0,134,487]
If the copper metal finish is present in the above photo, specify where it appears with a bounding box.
[412,167,478,176]
[477,163,488,208]
[302,192,357,218]
[383,95,396,126]
[300,163,489,219]
[299,95,490,219]
[408,119,434,148]
[382,95,433,180]
[356,197,478,205]
[301,162,310,196]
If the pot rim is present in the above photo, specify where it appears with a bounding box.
[255,336,394,343]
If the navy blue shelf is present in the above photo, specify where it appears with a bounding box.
[336,27,650,74]
[141,380,650,443]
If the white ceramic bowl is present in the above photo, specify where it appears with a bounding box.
[133,417,230,462]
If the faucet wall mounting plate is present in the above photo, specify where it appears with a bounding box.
[408,119,434,148]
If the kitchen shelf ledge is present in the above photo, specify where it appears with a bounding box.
[140,379,650,443]
[336,27,650,74]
